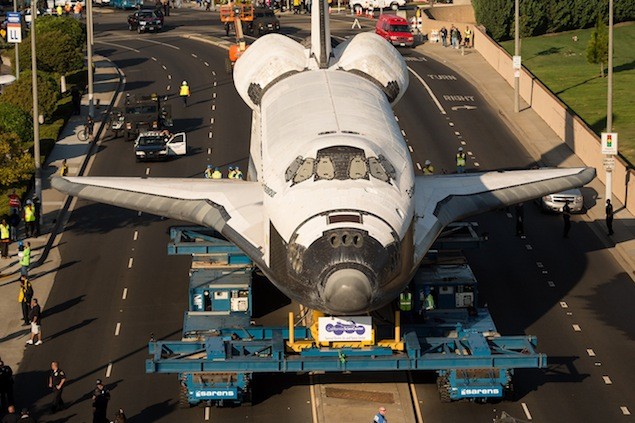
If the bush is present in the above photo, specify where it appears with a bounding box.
[0,70,61,120]
[35,15,86,49]
[472,0,513,41]
[0,132,35,190]
[520,0,548,37]
[19,30,84,75]
[0,103,33,142]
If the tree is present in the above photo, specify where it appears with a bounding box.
[519,0,548,37]
[472,0,513,41]
[19,29,84,75]
[0,104,33,142]
[0,71,61,120]
[0,132,35,189]
[35,15,86,49]
[586,13,609,77]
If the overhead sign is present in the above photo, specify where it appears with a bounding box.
[318,316,372,342]
[512,55,521,70]
[6,12,21,24]
[603,157,615,171]
[7,23,21,43]
[601,132,618,155]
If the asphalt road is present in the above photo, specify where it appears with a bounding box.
[12,7,635,423]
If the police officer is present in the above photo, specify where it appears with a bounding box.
[92,380,110,423]
[179,81,190,106]
[212,167,222,179]
[456,147,466,174]
[423,160,434,175]
[48,361,66,413]
[204,165,213,179]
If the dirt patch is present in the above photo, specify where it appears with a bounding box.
[324,387,395,404]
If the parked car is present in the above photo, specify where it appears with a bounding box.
[249,7,279,36]
[375,14,413,48]
[127,9,163,33]
[349,0,405,15]
[539,188,584,213]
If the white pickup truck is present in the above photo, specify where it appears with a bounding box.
[349,0,405,14]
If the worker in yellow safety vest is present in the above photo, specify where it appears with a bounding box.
[23,201,36,238]
[0,219,10,259]
[423,160,434,175]
[56,4,63,16]
[456,147,466,174]
[228,166,236,179]
[464,26,472,48]
[212,167,222,179]
[399,290,412,312]
[179,81,191,106]
[204,165,213,179]
[233,166,244,180]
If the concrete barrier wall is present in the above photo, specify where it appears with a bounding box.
[420,13,635,212]
[425,5,475,23]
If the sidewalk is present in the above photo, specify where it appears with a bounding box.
[0,55,122,374]
[418,41,635,277]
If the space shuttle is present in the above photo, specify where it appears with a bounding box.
[53,0,595,315]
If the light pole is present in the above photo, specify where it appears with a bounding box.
[87,0,95,118]
[513,0,520,113]
[13,0,19,80]
[30,0,41,201]
[605,0,614,202]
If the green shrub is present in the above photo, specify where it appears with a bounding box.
[520,0,548,37]
[0,132,35,189]
[0,103,33,142]
[0,70,61,120]
[35,15,86,49]
[19,30,84,75]
[473,0,513,41]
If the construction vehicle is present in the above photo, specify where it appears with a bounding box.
[220,3,254,74]
[146,224,546,407]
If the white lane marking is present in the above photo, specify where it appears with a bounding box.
[587,348,596,357]
[506,212,512,218]
[521,403,532,420]
[168,74,172,80]
[205,406,211,420]
[204,61,210,66]
[209,132,213,139]
[474,162,480,167]
[191,53,198,58]
[408,66,447,115]
[212,104,216,111]
[145,167,150,175]
[151,56,157,61]
[212,70,216,76]
[572,324,581,332]
[161,65,167,70]
[213,81,217,87]
[467,151,473,156]
[454,131,460,136]
[133,231,138,241]
[210,117,214,124]
[138,211,142,216]
[560,301,568,308]
[542,270,548,274]
[95,40,140,53]
[416,162,422,171]
[408,145,413,153]
[121,37,180,50]
[128,258,134,269]
[536,262,543,268]
[603,376,612,385]
[547,280,555,287]
[115,322,121,336]
[621,406,631,415]
[401,129,406,136]
[167,85,171,91]
[122,288,128,300]
[207,148,211,154]
[525,244,532,250]
[213,92,217,99]
[449,122,454,127]
[394,116,399,122]
[460,140,466,145]
[106,363,113,378]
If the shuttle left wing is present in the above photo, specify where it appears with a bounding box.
[413,167,595,262]
[52,177,266,264]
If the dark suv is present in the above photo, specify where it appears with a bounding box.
[249,7,279,36]
[127,9,164,33]
[122,93,172,141]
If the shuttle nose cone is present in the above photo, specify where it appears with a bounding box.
[323,269,372,314]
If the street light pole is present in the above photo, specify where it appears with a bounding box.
[513,0,520,113]
[605,0,614,202]
[13,0,19,80]
[30,0,41,201]
[87,0,95,118]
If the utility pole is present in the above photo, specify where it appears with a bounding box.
[30,0,41,201]
[513,0,520,113]
[87,0,95,118]
[605,0,614,202]
[13,0,19,79]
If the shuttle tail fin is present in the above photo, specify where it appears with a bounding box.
[311,0,332,68]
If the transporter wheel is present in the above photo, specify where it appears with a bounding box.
[437,375,451,403]
[178,381,192,408]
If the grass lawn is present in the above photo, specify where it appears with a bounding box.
[501,22,635,163]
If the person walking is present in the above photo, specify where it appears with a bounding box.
[48,362,66,412]
[23,201,36,238]
[26,298,42,346]
[64,2,72,16]
[515,202,525,237]
[605,199,614,235]
[60,159,69,177]
[464,25,472,48]
[450,25,458,48]
[20,242,31,277]
[562,201,572,238]
[8,210,20,242]
[92,380,110,423]
[1,405,18,423]
[179,81,190,106]
[373,406,388,423]
[423,160,434,175]
[0,220,10,259]
[233,166,243,180]
[204,165,213,179]
[8,190,21,216]
[440,26,447,47]
[455,147,466,174]
[0,361,14,413]
[19,276,34,326]
[227,166,236,179]
[211,167,222,179]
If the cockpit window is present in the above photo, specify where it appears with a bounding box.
[286,146,395,186]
